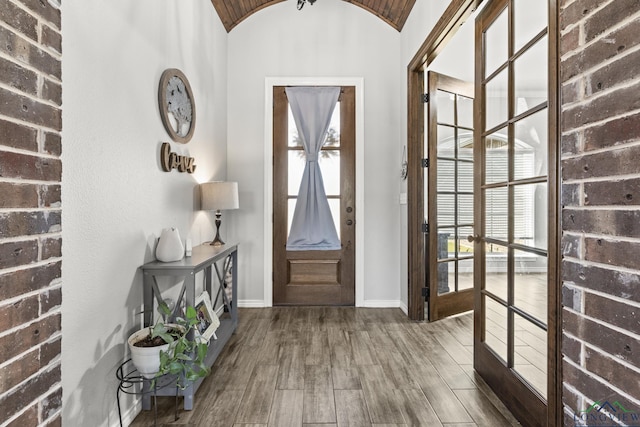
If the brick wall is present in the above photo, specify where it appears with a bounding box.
[560,0,640,425]
[0,1,62,426]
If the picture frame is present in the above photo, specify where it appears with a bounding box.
[194,291,220,342]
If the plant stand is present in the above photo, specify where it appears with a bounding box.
[116,359,180,427]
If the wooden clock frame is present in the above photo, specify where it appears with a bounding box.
[158,68,196,144]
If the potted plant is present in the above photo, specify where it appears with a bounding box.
[128,301,210,389]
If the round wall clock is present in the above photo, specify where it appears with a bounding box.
[158,68,196,144]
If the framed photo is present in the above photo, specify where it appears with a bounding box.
[194,291,220,342]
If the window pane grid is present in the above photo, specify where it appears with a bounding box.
[286,99,342,235]
[481,0,550,388]
[434,85,474,297]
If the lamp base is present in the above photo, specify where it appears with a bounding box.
[210,236,225,247]
[210,211,225,246]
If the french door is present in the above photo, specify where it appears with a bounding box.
[272,86,356,305]
[425,71,475,321]
[473,0,557,425]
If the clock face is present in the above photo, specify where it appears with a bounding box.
[158,69,196,143]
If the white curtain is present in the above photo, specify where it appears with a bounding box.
[286,86,341,251]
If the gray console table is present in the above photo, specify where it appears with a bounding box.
[139,243,238,411]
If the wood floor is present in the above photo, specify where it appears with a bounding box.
[131,307,520,427]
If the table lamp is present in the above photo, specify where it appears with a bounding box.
[200,181,239,246]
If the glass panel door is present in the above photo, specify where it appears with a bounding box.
[474,0,552,424]
[425,71,475,321]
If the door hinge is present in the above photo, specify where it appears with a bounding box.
[421,287,430,300]
[422,223,429,233]
[421,93,429,103]
[421,158,429,168]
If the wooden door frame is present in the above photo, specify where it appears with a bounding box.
[407,0,483,320]
[406,0,561,425]
[264,77,365,308]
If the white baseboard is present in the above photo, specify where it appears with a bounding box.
[399,301,408,315]
[216,305,225,317]
[361,300,406,310]
[238,299,266,308]
[238,299,408,312]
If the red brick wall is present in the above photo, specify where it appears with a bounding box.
[560,0,640,424]
[0,1,62,425]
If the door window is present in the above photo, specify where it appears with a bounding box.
[287,105,342,236]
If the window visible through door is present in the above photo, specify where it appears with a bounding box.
[286,98,342,238]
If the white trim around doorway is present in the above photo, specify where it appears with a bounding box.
[263,77,365,307]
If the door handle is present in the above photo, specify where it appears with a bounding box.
[467,234,481,243]
[346,219,353,226]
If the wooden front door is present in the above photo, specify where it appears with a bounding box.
[273,86,356,305]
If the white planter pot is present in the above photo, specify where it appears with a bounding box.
[128,324,180,379]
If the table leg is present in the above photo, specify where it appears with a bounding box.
[183,383,194,410]
[143,273,153,327]
[205,265,212,300]
[183,271,195,410]
[231,249,238,327]
[142,380,151,410]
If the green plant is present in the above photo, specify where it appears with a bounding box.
[150,302,210,389]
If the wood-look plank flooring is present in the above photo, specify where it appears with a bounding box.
[130,307,520,427]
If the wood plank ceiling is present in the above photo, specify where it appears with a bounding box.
[210,0,417,32]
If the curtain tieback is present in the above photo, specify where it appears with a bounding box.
[306,153,318,162]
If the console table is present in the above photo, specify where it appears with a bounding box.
[139,243,238,411]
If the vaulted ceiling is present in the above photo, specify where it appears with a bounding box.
[210,0,417,32]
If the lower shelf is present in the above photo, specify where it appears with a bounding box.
[141,317,237,410]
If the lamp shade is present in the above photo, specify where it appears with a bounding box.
[200,181,239,211]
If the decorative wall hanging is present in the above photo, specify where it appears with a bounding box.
[158,68,196,144]
[160,142,196,173]
[401,145,408,180]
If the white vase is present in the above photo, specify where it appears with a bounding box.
[156,228,184,262]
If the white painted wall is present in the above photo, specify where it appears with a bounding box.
[401,1,451,66]
[61,0,227,425]
[429,12,476,83]
[226,0,404,307]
